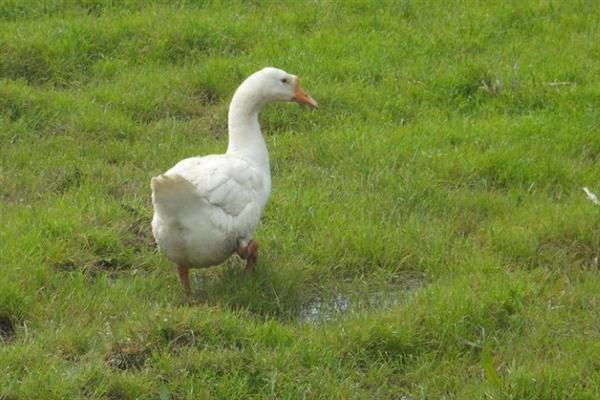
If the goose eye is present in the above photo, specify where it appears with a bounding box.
[281,78,288,84]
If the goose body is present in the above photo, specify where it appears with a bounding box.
[151,154,269,267]
[151,67,317,291]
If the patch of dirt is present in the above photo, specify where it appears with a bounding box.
[106,342,150,370]
[0,314,16,341]
[105,387,126,400]
[158,326,197,353]
[50,167,83,194]
[93,257,127,271]
[52,257,133,280]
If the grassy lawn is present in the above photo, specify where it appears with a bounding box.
[1,0,599,398]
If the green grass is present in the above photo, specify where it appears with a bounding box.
[1,0,599,398]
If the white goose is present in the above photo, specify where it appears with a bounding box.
[151,67,317,292]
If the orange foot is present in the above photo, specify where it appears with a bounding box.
[177,265,191,293]
[237,240,259,272]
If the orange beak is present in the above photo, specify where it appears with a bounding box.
[291,77,318,108]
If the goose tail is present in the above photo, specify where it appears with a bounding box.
[151,174,200,214]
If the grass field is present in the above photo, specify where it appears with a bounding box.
[1,0,599,398]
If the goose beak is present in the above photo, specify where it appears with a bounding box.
[291,77,318,108]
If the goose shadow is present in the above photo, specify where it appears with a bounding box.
[188,261,424,324]
[189,259,309,321]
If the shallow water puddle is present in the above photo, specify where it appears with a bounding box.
[299,275,423,324]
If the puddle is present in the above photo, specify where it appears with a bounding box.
[299,275,423,324]
[299,292,351,324]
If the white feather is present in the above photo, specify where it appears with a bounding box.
[583,187,600,205]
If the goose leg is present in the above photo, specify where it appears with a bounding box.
[177,265,191,293]
[237,240,259,272]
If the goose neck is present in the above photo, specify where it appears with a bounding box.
[226,88,269,166]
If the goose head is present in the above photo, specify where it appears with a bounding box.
[243,67,318,108]
[227,67,317,159]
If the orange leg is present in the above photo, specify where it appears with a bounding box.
[237,240,259,272]
[177,265,191,293]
